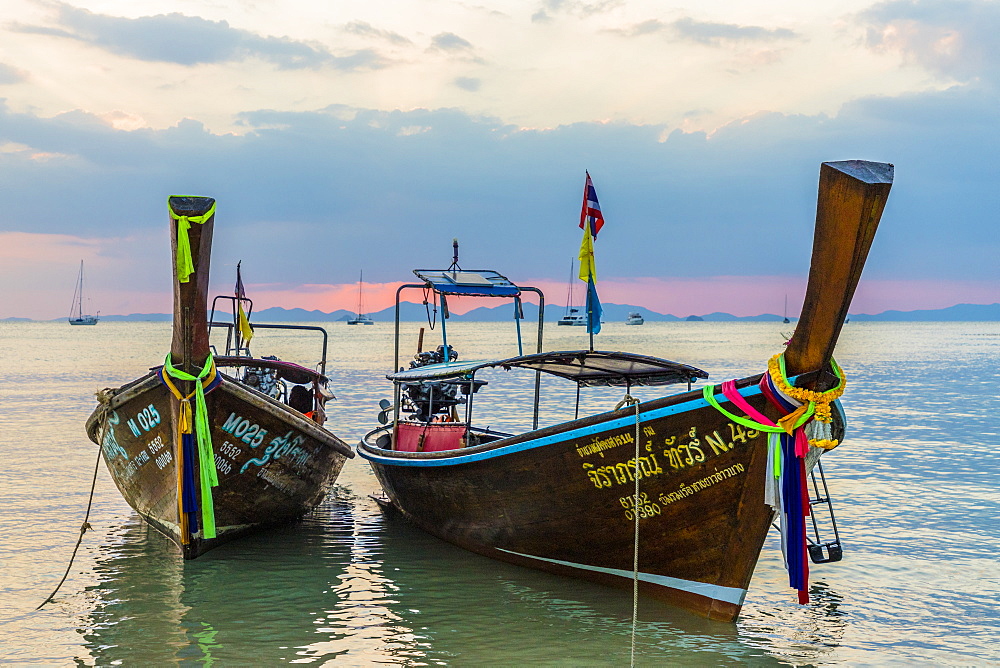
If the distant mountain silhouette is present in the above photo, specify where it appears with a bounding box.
[22,301,1000,322]
[846,303,1000,322]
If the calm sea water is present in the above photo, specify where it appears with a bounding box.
[1,320,997,665]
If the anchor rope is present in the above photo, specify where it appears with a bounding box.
[36,410,106,610]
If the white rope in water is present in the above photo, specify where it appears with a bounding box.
[628,395,641,667]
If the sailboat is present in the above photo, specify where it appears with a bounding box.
[557,259,587,326]
[783,295,790,324]
[69,260,99,325]
[347,271,374,325]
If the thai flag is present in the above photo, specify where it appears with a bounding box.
[578,172,604,335]
[579,171,605,237]
[236,261,254,343]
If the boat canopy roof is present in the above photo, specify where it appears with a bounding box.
[412,268,521,298]
[387,350,708,388]
[214,355,328,384]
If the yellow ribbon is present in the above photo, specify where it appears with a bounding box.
[777,403,812,435]
[168,198,217,283]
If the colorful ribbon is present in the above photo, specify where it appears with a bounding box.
[162,353,220,539]
[168,198,216,283]
[702,358,847,606]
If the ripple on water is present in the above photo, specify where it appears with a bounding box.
[1,321,998,664]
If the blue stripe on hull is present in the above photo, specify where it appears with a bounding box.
[357,384,765,468]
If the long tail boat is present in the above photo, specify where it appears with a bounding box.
[358,160,893,621]
[86,196,354,559]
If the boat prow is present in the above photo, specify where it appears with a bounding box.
[86,196,354,559]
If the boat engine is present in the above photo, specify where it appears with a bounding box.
[241,355,283,400]
[402,345,462,422]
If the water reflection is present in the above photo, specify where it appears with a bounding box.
[4,321,998,664]
[739,579,848,664]
[79,485,800,665]
[79,492,362,664]
[312,497,785,666]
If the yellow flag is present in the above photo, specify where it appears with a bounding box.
[237,302,253,342]
[578,220,596,282]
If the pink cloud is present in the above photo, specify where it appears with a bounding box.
[0,231,103,264]
[2,232,996,319]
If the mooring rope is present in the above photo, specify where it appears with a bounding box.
[36,411,106,610]
[621,393,642,667]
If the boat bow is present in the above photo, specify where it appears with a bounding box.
[784,160,893,382]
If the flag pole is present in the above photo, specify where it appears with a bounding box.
[587,274,594,351]
[578,170,603,351]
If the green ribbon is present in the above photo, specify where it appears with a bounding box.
[702,385,809,434]
[164,352,219,538]
[168,198,217,284]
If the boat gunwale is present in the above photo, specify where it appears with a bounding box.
[357,372,769,466]
[87,368,354,458]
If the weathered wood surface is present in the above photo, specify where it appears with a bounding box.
[784,160,893,382]
[87,374,352,558]
[362,379,839,621]
[168,196,216,374]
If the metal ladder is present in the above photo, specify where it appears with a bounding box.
[806,459,843,563]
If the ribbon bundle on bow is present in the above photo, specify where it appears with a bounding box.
[704,353,846,604]
[160,353,222,539]
[168,198,217,284]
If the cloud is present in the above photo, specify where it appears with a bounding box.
[12,2,389,71]
[614,17,798,45]
[0,63,28,84]
[342,21,413,46]
[0,81,997,315]
[427,32,483,63]
[429,32,475,52]
[531,0,623,21]
[858,0,999,84]
[454,76,481,92]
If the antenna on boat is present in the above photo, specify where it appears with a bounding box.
[449,238,460,275]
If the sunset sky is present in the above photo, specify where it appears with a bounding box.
[1,0,997,319]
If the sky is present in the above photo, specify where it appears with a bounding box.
[1,0,997,319]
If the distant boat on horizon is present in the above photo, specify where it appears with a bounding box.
[557,259,587,326]
[783,294,790,324]
[625,311,644,325]
[347,270,374,325]
[68,260,99,326]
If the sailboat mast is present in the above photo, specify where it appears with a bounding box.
[76,261,84,319]
[565,259,575,314]
[69,260,86,319]
[357,270,364,317]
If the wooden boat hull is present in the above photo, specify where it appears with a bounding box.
[359,376,839,622]
[88,371,353,559]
